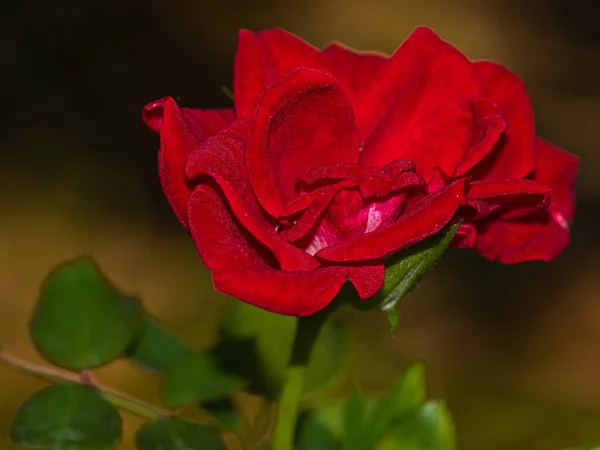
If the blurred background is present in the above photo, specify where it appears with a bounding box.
[2,0,600,448]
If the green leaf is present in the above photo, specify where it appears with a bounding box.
[296,402,345,450]
[163,352,249,408]
[299,364,432,450]
[30,256,144,370]
[387,308,399,333]
[361,221,461,313]
[10,385,122,449]
[221,301,349,397]
[135,419,226,450]
[346,364,428,449]
[369,362,427,433]
[344,391,367,450]
[128,317,193,373]
[377,401,455,450]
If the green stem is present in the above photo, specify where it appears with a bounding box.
[272,366,304,450]
[272,303,336,450]
[0,348,173,421]
[101,391,162,422]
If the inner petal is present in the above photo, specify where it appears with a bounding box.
[301,188,406,255]
[246,68,360,218]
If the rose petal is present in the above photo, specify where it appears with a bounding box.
[234,28,331,119]
[143,97,170,133]
[246,67,360,217]
[298,163,390,185]
[453,223,477,248]
[472,61,535,179]
[471,140,577,263]
[467,179,551,219]
[467,179,551,199]
[454,99,508,176]
[384,97,506,181]
[315,179,466,262]
[347,264,386,299]
[534,138,579,221]
[143,97,234,228]
[281,165,424,244]
[188,184,348,316]
[322,43,387,103]
[280,182,351,243]
[156,99,194,227]
[360,172,425,200]
[357,27,480,165]
[296,161,423,199]
[143,97,234,135]
[475,212,570,263]
[185,121,320,271]
[212,267,349,316]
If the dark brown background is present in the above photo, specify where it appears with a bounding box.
[2,0,600,448]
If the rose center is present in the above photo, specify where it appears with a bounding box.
[302,188,405,256]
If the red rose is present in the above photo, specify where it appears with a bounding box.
[142,27,578,316]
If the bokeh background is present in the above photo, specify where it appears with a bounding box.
[2,0,600,448]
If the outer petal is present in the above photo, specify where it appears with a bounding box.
[234,29,331,118]
[466,179,550,220]
[358,27,480,165]
[472,61,535,179]
[467,179,550,199]
[533,138,579,221]
[246,68,360,217]
[185,120,320,271]
[187,184,348,316]
[475,213,570,263]
[147,97,233,228]
[387,97,506,182]
[347,264,386,299]
[322,43,387,102]
[315,180,466,262]
[143,97,234,135]
[473,139,578,263]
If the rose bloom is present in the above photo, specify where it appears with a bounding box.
[142,27,578,316]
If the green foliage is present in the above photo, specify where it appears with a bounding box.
[128,317,193,373]
[221,301,350,398]
[11,252,587,450]
[367,362,427,440]
[30,256,144,371]
[8,257,228,450]
[352,221,461,330]
[296,363,454,450]
[163,352,249,407]
[135,419,226,450]
[296,403,345,450]
[202,398,243,430]
[377,221,461,311]
[377,401,455,450]
[10,385,122,449]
